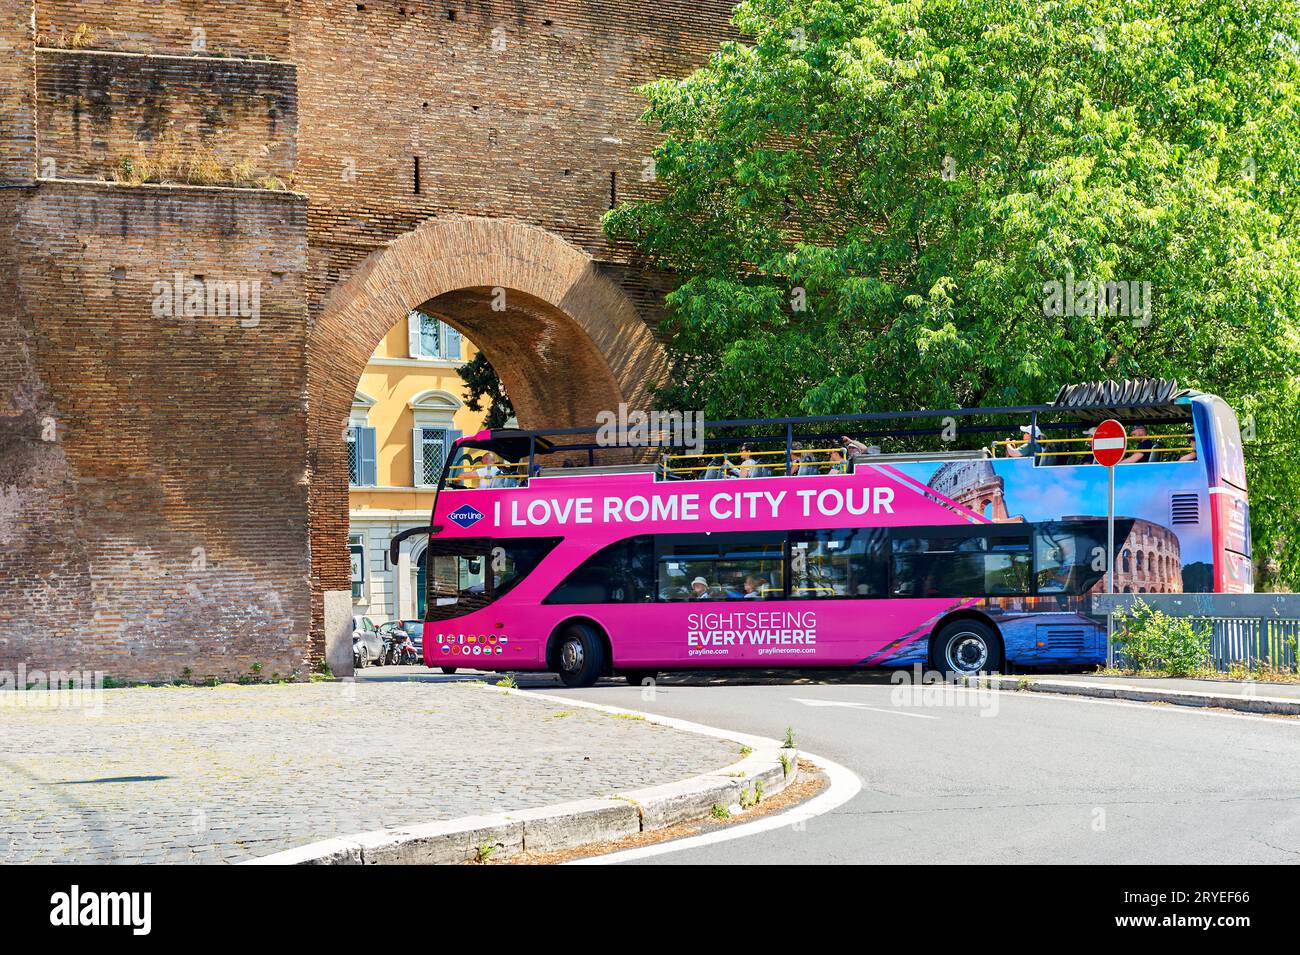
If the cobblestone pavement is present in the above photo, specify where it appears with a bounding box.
[0,676,738,863]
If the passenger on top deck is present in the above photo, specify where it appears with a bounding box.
[841,435,870,456]
[1122,425,1157,464]
[1004,424,1041,459]
[792,442,819,476]
[474,451,501,486]
[726,445,758,479]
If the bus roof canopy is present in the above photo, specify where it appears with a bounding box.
[454,428,556,462]
[1051,379,1196,420]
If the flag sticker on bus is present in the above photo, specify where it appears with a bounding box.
[447,504,486,529]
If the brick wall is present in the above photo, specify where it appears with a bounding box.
[0,182,311,681]
[1,0,738,677]
[36,50,297,184]
[1,0,35,183]
[35,0,292,59]
[296,0,735,307]
[295,0,735,653]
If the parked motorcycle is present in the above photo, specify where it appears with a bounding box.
[398,636,420,666]
[383,631,418,666]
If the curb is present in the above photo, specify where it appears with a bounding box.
[969,675,1300,717]
[242,686,800,865]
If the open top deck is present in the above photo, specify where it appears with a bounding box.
[442,378,1202,488]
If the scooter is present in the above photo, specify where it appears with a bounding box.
[384,632,418,666]
[397,635,420,666]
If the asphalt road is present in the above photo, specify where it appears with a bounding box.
[526,673,1300,864]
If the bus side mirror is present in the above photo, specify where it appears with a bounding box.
[389,525,433,565]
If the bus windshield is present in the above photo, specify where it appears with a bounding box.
[425,537,560,621]
[438,429,552,491]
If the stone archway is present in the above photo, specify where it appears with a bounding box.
[307,216,667,669]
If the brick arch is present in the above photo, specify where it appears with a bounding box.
[307,216,667,665]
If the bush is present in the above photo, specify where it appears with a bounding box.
[1111,599,1210,675]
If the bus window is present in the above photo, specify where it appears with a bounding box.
[545,536,655,604]
[490,538,559,597]
[789,528,888,598]
[429,537,559,614]
[656,532,785,601]
[1033,521,1127,595]
[891,531,1032,597]
[440,443,476,490]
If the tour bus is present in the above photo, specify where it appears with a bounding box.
[390,379,1250,687]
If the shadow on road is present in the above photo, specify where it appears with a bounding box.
[354,665,1094,690]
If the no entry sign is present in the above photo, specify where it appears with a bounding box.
[1091,419,1128,468]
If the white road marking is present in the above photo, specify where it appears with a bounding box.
[789,696,939,719]
[511,686,789,749]
[504,688,863,864]
[819,681,1300,728]
[570,748,861,865]
[993,685,1300,726]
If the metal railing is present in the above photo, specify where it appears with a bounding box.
[660,446,846,478]
[1092,593,1300,672]
[993,432,1195,460]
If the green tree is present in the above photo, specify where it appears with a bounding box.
[457,353,515,430]
[606,0,1300,586]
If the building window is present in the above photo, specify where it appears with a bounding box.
[417,427,449,485]
[349,394,377,487]
[410,390,464,486]
[407,309,462,361]
[347,425,377,486]
[349,535,365,602]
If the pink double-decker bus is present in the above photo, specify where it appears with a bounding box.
[390,379,1250,687]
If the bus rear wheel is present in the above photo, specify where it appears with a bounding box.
[555,623,606,688]
[440,667,458,675]
[931,619,1002,678]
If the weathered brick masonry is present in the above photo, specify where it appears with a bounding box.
[1,0,734,680]
[0,184,311,679]
[36,50,297,183]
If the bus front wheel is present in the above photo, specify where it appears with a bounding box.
[555,623,606,688]
[440,667,458,675]
[931,619,1002,678]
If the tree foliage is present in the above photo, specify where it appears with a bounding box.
[457,353,515,431]
[605,0,1300,587]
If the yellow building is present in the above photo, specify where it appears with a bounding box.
[348,309,486,623]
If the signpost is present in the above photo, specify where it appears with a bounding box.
[1091,419,1127,666]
